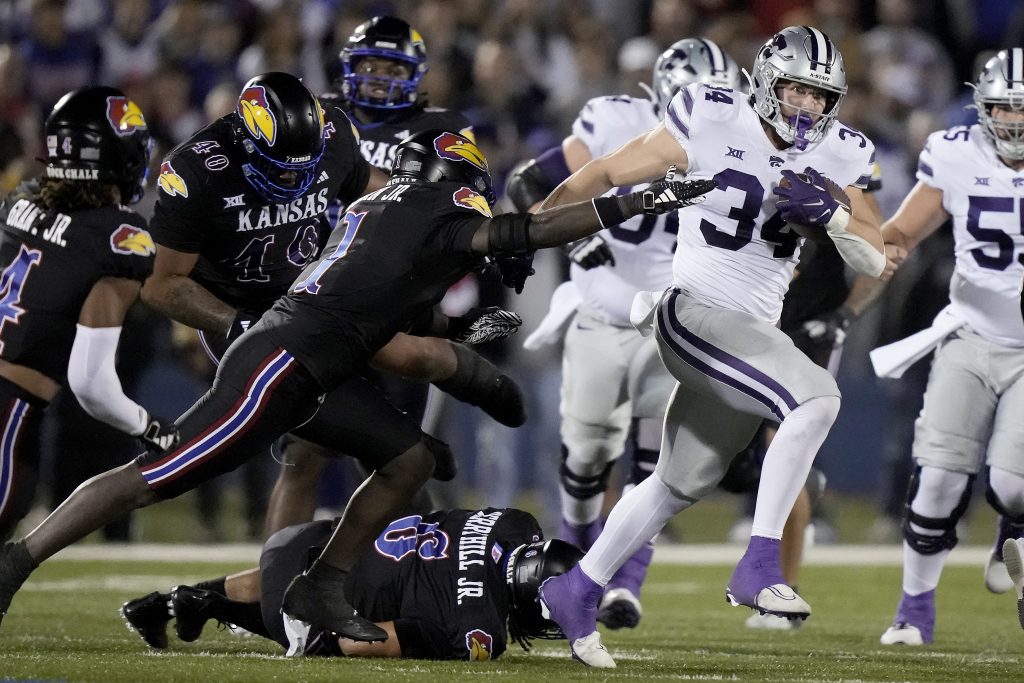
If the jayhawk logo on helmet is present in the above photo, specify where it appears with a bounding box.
[110,225,155,256]
[238,85,277,146]
[106,96,147,136]
[158,161,188,197]
[434,133,488,172]
[465,629,493,661]
[453,187,492,217]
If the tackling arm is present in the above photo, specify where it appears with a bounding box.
[140,245,237,335]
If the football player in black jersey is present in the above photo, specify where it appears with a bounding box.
[123,508,581,661]
[0,129,714,641]
[0,86,179,540]
[266,16,516,536]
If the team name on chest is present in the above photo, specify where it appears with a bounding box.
[236,188,329,232]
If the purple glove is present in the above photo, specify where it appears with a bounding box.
[773,168,850,228]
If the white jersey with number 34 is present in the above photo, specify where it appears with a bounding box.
[663,83,875,324]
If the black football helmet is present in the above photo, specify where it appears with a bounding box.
[340,15,428,110]
[392,129,495,204]
[234,72,326,204]
[505,539,584,647]
[43,86,152,204]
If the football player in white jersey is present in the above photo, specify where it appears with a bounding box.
[534,25,885,667]
[877,48,1024,646]
[507,38,742,631]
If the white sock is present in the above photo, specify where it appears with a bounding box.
[560,489,604,526]
[751,396,839,538]
[580,475,691,585]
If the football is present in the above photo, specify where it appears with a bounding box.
[777,172,850,243]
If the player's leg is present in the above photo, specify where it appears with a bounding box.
[0,381,44,541]
[599,337,675,629]
[881,331,997,645]
[0,332,324,626]
[557,311,633,550]
[263,436,330,537]
[982,362,1024,593]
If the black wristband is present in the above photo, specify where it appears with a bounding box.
[593,196,629,228]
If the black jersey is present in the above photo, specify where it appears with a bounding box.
[346,507,542,660]
[0,182,153,382]
[320,94,473,171]
[262,180,489,388]
[148,106,371,315]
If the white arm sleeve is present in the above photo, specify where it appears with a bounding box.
[826,211,886,277]
[67,324,148,436]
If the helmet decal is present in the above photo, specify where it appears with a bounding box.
[110,225,155,256]
[238,85,277,146]
[106,96,147,135]
[434,133,487,171]
[158,161,188,197]
[466,629,493,661]
[453,187,492,217]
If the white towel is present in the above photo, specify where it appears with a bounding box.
[869,305,966,378]
[523,281,582,350]
[630,289,667,337]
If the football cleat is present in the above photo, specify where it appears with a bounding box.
[985,551,1014,594]
[746,611,802,631]
[281,571,387,642]
[1002,538,1024,629]
[0,541,36,628]
[726,536,810,620]
[538,565,612,666]
[567,631,616,669]
[880,590,934,645]
[120,591,172,649]
[597,587,642,630]
[171,585,221,642]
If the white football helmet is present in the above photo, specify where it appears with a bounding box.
[651,38,742,113]
[748,26,847,150]
[971,48,1024,160]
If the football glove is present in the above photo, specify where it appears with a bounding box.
[773,168,851,230]
[566,235,615,269]
[448,307,523,345]
[626,166,716,215]
[483,252,536,295]
[792,308,852,355]
[140,415,180,455]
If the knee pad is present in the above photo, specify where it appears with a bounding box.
[986,467,1024,525]
[560,445,615,501]
[902,465,974,555]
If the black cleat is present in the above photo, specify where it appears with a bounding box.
[171,585,220,642]
[281,572,387,643]
[0,541,36,628]
[121,591,172,649]
[481,375,527,427]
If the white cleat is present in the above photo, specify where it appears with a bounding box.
[569,630,616,668]
[1002,538,1024,630]
[726,583,811,620]
[985,550,1014,594]
[282,614,311,656]
[746,611,801,631]
[880,623,924,646]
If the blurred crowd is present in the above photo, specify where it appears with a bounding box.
[1,0,1021,542]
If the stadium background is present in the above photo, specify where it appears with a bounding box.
[0,0,1019,542]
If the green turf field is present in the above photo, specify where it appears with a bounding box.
[1,550,1021,683]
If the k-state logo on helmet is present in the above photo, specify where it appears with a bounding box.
[434,133,487,171]
[110,225,155,256]
[106,96,147,136]
[158,161,188,197]
[453,187,492,217]
[238,85,277,145]
[465,629,493,661]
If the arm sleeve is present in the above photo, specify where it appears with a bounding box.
[66,325,148,436]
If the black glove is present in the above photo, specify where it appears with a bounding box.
[791,308,853,356]
[226,309,261,342]
[140,414,180,455]
[448,307,523,345]
[566,235,615,269]
[484,252,536,295]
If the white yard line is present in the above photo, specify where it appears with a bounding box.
[47,543,993,566]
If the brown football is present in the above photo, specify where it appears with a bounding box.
[777,172,850,243]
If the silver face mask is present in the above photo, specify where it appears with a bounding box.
[971,48,1024,160]
[748,26,847,151]
[651,37,743,113]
